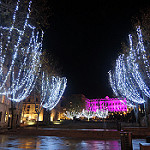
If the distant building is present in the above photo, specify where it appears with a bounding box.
[0,66,22,129]
[0,95,22,129]
[86,96,127,112]
[21,92,43,125]
[0,95,11,128]
[60,94,87,120]
[21,92,65,124]
[49,102,61,121]
[61,94,86,111]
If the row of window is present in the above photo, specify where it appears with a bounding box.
[90,103,126,106]
[0,111,8,123]
[25,105,39,112]
[24,98,39,102]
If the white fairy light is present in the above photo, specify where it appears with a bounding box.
[64,111,74,120]
[109,54,145,104]
[40,72,67,110]
[95,109,108,119]
[0,0,43,102]
[108,26,150,104]
[119,55,145,103]
[127,27,150,98]
[64,111,82,120]
[82,109,95,121]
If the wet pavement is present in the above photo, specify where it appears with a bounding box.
[0,135,146,150]
[40,128,118,131]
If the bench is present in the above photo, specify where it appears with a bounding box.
[140,143,150,150]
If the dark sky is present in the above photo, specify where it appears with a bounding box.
[44,0,150,99]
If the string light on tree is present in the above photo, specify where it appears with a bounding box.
[40,72,67,110]
[108,26,150,105]
[82,109,95,121]
[64,111,81,120]
[95,109,108,119]
[109,54,145,104]
[0,0,43,102]
[127,27,150,98]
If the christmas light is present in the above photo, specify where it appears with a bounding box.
[64,111,81,120]
[108,26,149,104]
[127,27,150,98]
[0,0,43,102]
[82,109,95,121]
[109,54,145,104]
[95,109,108,119]
[40,72,67,110]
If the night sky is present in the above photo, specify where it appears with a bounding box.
[44,0,150,99]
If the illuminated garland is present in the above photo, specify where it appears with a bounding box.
[95,109,108,119]
[40,72,67,110]
[109,27,149,104]
[109,54,145,104]
[128,27,150,98]
[64,109,108,120]
[0,0,43,102]
[64,111,81,120]
[82,109,95,121]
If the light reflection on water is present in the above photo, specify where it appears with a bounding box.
[0,135,145,150]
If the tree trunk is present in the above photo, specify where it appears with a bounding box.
[43,109,50,125]
[145,99,149,127]
[36,113,39,130]
[134,105,138,124]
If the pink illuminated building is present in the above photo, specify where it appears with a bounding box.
[86,96,127,112]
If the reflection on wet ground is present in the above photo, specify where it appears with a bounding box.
[40,128,118,131]
[0,135,146,150]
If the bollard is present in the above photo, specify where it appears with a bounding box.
[120,132,133,150]
[146,136,150,143]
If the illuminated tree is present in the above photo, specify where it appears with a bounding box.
[82,109,95,121]
[34,72,67,127]
[109,27,150,126]
[1,0,50,30]
[108,54,145,105]
[95,109,108,119]
[127,27,150,98]
[108,27,150,103]
[0,0,43,102]
[40,72,67,110]
[64,111,82,120]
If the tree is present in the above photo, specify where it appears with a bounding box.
[0,0,51,30]
[82,109,95,121]
[64,111,82,120]
[34,72,67,127]
[109,27,150,126]
[0,0,43,102]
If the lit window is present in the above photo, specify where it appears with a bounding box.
[5,112,8,122]
[2,95,5,103]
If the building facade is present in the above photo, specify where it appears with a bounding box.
[0,95,11,128]
[0,95,22,129]
[86,96,127,112]
[21,92,43,125]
